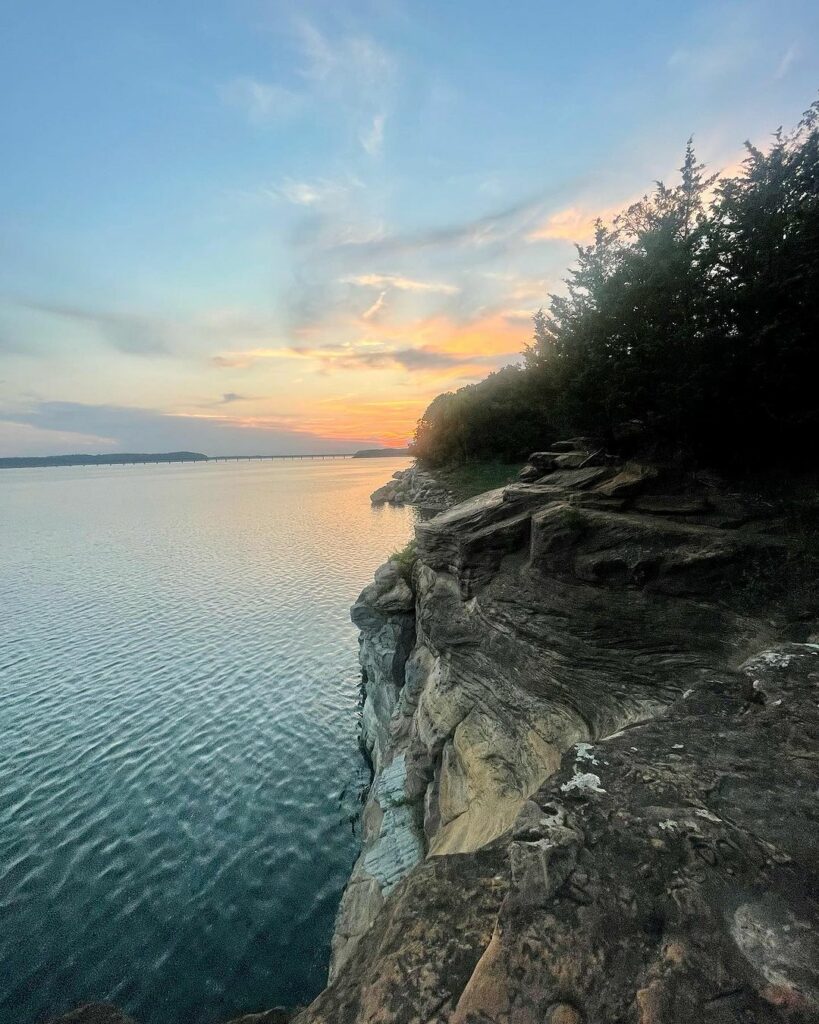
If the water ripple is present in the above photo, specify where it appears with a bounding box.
[0,459,415,1024]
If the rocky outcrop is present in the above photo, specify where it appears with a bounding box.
[306,446,819,1023]
[331,560,422,977]
[370,464,454,510]
[48,448,819,1024]
[517,439,604,481]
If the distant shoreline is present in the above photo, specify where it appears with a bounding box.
[0,448,411,469]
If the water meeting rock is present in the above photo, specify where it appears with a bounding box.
[307,448,819,1023]
[51,448,819,1024]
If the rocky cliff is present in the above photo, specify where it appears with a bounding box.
[51,448,818,1024]
[300,445,819,1023]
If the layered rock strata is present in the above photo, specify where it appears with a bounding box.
[312,448,818,1023]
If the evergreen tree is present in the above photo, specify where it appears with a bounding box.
[412,101,819,470]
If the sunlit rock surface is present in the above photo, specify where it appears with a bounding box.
[310,447,819,1023]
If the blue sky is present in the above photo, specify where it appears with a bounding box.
[1,0,817,454]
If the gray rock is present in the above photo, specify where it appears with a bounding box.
[308,456,819,1023]
[371,464,454,509]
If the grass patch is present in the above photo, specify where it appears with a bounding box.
[389,540,418,583]
[732,480,819,623]
[429,461,524,501]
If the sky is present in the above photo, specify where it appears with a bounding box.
[0,0,817,456]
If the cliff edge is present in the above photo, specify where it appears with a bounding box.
[49,446,818,1024]
[302,444,819,1023]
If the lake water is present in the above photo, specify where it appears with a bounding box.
[0,458,415,1024]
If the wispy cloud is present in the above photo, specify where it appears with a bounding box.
[293,18,394,155]
[343,273,459,295]
[272,177,360,206]
[360,112,386,156]
[211,348,283,369]
[18,300,174,356]
[361,290,387,320]
[10,300,292,360]
[295,19,395,90]
[341,346,477,371]
[666,5,759,85]
[211,310,525,376]
[211,341,491,374]
[321,193,550,261]
[220,77,304,124]
[221,16,396,156]
[774,43,799,80]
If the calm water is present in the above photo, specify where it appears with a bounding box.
[0,458,415,1024]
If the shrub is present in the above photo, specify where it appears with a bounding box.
[389,540,418,584]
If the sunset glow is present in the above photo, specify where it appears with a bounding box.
[1,2,816,455]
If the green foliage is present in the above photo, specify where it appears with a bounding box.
[433,461,524,500]
[412,102,819,471]
[412,365,557,466]
[389,540,418,583]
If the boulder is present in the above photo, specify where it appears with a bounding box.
[370,481,398,504]
[371,466,453,509]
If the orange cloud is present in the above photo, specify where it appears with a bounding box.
[366,312,525,359]
[212,311,526,373]
[528,157,747,246]
[206,310,529,444]
[304,397,425,445]
[170,401,420,447]
[527,205,599,243]
[526,198,639,243]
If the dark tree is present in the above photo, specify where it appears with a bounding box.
[413,101,819,471]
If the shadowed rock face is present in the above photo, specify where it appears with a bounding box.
[313,453,818,1023]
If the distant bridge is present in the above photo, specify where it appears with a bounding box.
[208,453,354,462]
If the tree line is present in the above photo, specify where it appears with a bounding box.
[413,101,819,470]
